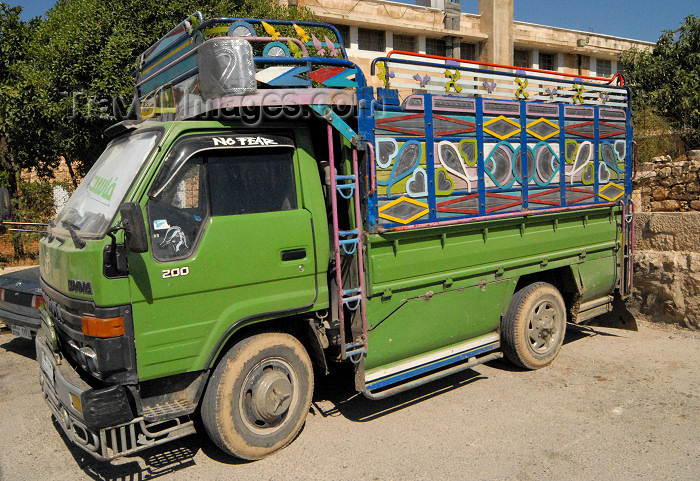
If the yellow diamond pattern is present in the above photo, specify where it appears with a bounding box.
[526,118,560,141]
[599,182,625,201]
[378,197,429,224]
[483,116,521,140]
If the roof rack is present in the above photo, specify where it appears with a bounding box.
[134,13,365,120]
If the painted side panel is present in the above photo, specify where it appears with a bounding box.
[365,280,510,371]
[367,208,618,294]
[364,207,619,372]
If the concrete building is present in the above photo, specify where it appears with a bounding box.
[287,0,653,84]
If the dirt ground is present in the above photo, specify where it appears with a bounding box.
[0,317,698,481]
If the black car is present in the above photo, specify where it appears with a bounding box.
[0,266,43,340]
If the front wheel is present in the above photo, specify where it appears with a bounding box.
[201,332,314,460]
[501,282,567,370]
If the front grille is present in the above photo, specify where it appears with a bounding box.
[45,296,82,330]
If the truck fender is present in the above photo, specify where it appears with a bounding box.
[204,314,328,375]
[303,318,329,375]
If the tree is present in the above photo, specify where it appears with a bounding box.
[0,0,317,259]
[0,3,56,197]
[28,0,318,179]
[620,15,700,149]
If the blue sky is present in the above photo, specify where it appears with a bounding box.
[7,0,700,43]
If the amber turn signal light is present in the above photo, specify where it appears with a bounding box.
[81,315,125,338]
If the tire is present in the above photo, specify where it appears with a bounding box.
[501,282,567,370]
[201,332,314,460]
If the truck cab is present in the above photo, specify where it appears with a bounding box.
[37,118,337,458]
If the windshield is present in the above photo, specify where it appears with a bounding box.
[52,130,161,238]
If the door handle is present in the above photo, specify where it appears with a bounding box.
[281,248,306,261]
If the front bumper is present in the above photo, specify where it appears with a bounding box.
[36,329,196,460]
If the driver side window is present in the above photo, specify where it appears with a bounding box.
[148,156,207,261]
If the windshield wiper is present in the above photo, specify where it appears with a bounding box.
[61,221,86,249]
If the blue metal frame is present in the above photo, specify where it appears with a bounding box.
[136,14,361,103]
[196,17,349,58]
[424,95,437,221]
[138,56,367,104]
[558,103,567,206]
[593,107,600,203]
[138,12,203,73]
[476,97,486,215]
[519,100,529,209]
[358,87,378,226]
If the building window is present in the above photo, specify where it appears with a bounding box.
[616,62,625,77]
[358,28,385,52]
[393,34,417,53]
[513,50,529,68]
[333,24,350,46]
[597,59,612,77]
[460,42,477,61]
[426,38,446,57]
[539,52,555,71]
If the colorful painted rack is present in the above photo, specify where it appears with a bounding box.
[134,13,364,119]
[376,52,627,108]
[365,53,631,230]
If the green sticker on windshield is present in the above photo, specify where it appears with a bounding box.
[89,176,117,201]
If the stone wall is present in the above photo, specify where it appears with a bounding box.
[635,150,700,212]
[630,212,700,329]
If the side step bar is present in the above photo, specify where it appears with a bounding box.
[362,334,502,400]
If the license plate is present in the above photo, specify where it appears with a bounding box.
[11,325,32,340]
[40,351,54,384]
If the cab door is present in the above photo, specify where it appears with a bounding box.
[128,134,318,380]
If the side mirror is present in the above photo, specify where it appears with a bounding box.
[0,186,11,221]
[119,202,148,253]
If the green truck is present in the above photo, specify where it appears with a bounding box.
[31,14,635,461]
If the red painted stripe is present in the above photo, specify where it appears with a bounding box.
[386,50,622,84]
[375,125,424,136]
[309,67,347,83]
[485,192,522,200]
[529,188,560,197]
[437,207,480,214]
[435,128,477,136]
[436,194,479,207]
[486,201,522,213]
[529,198,560,206]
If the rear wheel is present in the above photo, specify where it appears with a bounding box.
[501,282,566,370]
[201,332,313,460]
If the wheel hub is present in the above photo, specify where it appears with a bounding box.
[529,301,558,353]
[252,370,293,420]
[240,357,298,433]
